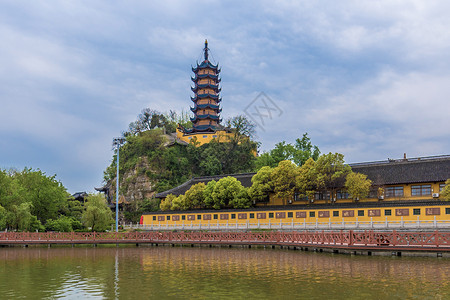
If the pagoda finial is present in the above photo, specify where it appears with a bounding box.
[204,39,209,61]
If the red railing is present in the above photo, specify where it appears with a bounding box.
[0,231,449,251]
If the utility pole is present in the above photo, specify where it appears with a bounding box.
[113,137,125,232]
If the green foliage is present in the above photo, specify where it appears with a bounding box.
[203,180,217,209]
[12,168,69,223]
[248,166,273,203]
[45,216,80,232]
[171,194,187,210]
[7,202,44,232]
[255,133,320,169]
[81,194,113,232]
[345,172,373,201]
[229,188,252,208]
[160,194,176,211]
[297,158,318,201]
[211,177,246,209]
[124,108,192,136]
[184,183,206,209]
[441,179,450,201]
[314,152,352,192]
[271,160,300,204]
[0,205,7,230]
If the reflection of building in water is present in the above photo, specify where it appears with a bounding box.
[139,247,448,284]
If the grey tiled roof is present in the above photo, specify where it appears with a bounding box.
[155,172,255,198]
[351,156,450,186]
[155,155,450,198]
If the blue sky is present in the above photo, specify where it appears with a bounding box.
[1,1,450,193]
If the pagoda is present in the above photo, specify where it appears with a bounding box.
[177,40,232,145]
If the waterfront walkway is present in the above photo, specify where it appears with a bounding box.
[1,231,450,253]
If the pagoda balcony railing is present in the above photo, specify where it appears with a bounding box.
[191,74,220,81]
[191,93,220,101]
[191,104,221,112]
[191,114,220,122]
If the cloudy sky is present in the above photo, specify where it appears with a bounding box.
[1,1,449,193]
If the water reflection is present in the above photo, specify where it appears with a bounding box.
[0,246,449,299]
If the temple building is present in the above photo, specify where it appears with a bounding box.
[176,40,233,146]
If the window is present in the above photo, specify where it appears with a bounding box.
[188,137,192,139]
[446,208,450,215]
[182,215,186,220]
[309,211,315,218]
[336,190,349,199]
[385,186,404,198]
[384,209,392,216]
[288,212,293,218]
[213,214,218,220]
[269,212,274,218]
[411,185,432,196]
[231,214,236,219]
[250,213,255,219]
[167,216,170,220]
[315,191,330,200]
[294,193,308,202]
[197,215,202,220]
[213,135,217,138]
[413,208,421,215]
[153,216,156,221]
[203,135,207,138]
[333,211,339,217]
[358,210,364,217]
[368,188,378,199]
[440,184,446,192]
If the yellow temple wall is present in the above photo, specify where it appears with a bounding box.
[176,128,234,146]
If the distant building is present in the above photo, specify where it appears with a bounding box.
[176,40,233,146]
[155,155,450,205]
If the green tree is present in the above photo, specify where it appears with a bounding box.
[184,182,206,209]
[255,133,320,169]
[211,177,245,209]
[441,179,450,201]
[203,180,217,209]
[297,158,318,203]
[171,194,187,211]
[7,202,43,231]
[225,114,257,144]
[345,172,373,201]
[12,168,68,224]
[0,205,7,230]
[292,133,321,166]
[271,160,299,205]
[160,194,176,211]
[248,166,273,203]
[314,153,352,203]
[45,216,75,232]
[81,194,113,232]
[229,188,252,208]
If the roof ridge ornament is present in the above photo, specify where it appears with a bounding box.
[204,39,208,61]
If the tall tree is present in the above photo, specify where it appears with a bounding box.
[271,160,300,205]
[248,166,274,203]
[345,172,373,201]
[314,153,352,203]
[441,179,450,201]
[12,168,68,224]
[184,182,206,209]
[211,177,246,209]
[81,194,113,232]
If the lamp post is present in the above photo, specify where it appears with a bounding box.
[113,137,125,232]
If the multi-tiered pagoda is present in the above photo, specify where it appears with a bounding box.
[177,40,232,145]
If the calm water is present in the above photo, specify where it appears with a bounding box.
[0,246,449,299]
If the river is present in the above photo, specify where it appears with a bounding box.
[0,246,448,299]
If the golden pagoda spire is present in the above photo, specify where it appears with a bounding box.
[204,39,209,61]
